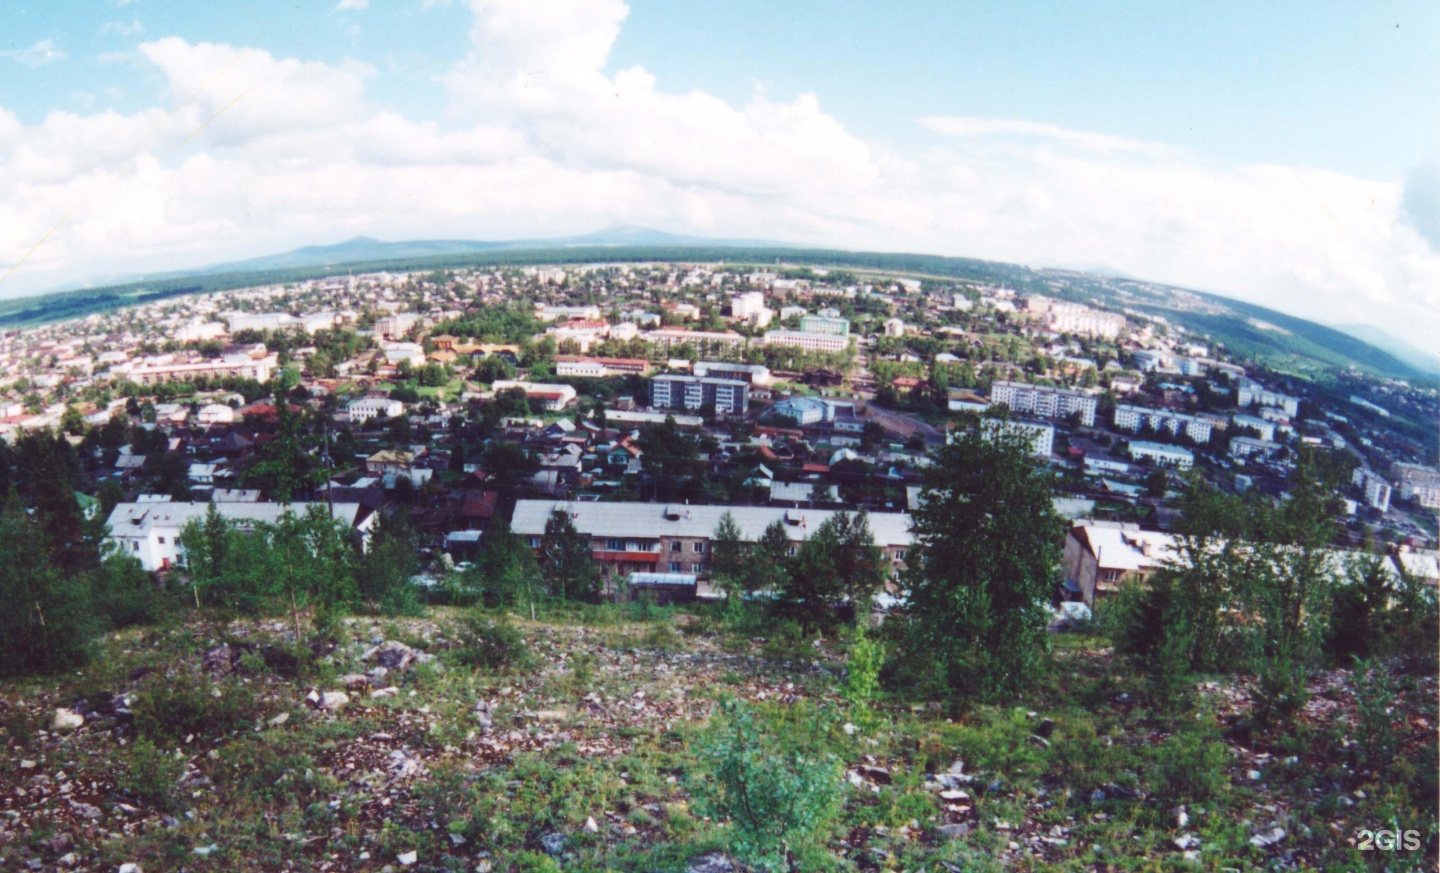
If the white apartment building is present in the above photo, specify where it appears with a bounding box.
[491,381,578,411]
[983,418,1055,458]
[647,329,747,350]
[537,304,602,322]
[1390,462,1440,509]
[105,501,375,572]
[127,352,278,386]
[373,313,419,340]
[348,397,406,424]
[1352,469,1392,512]
[730,292,772,327]
[224,312,294,333]
[175,321,227,343]
[882,318,906,337]
[1231,413,1276,442]
[1046,304,1126,340]
[693,361,772,386]
[1229,435,1282,459]
[1128,440,1194,470]
[196,404,236,426]
[1236,380,1300,416]
[989,381,1098,427]
[1113,405,1213,443]
[762,330,849,353]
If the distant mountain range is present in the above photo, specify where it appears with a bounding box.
[164,226,790,278]
[0,226,1431,383]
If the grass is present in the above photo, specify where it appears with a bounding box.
[1,608,1434,872]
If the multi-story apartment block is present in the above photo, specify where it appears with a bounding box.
[730,292,772,327]
[1236,379,1300,416]
[347,397,406,424]
[1390,462,1440,509]
[762,330,850,353]
[1352,468,1393,512]
[647,329,747,350]
[989,381,1098,427]
[1045,304,1126,340]
[983,418,1055,457]
[1128,440,1194,470]
[1113,405,1213,443]
[127,351,278,386]
[1229,435,1282,459]
[650,374,749,415]
[692,361,772,386]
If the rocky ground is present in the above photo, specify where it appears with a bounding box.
[1,608,1435,872]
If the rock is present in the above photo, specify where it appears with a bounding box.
[20,759,36,769]
[1249,827,1286,849]
[57,853,77,868]
[337,673,369,690]
[118,865,143,873]
[685,853,736,873]
[936,823,971,839]
[1089,788,1105,804]
[448,833,466,847]
[372,640,418,670]
[584,815,599,833]
[304,689,321,707]
[473,700,493,729]
[268,712,290,728]
[396,850,418,866]
[1028,734,1051,750]
[531,709,567,723]
[1173,834,1197,850]
[540,832,566,856]
[51,709,84,732]
[192,845,218,856]
[370,686,399,699]
[1174,806,1189,829]
[318,692,349,712]
[1246,769,1262,781]
[1036,718,1056,738]
[842,722,857,735]
[938,789,970,802]
[858,765,892,785]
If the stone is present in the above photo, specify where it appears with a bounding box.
[51,709,84,732]
[396,850,418,866]
[1089,788,1105,804]
[584,815,599,833]
[1173,834,1197,850]
[318,692,349,712]
[1035,718,1056,739]
[473,700,493,729]
[858,765,892,785]
[540,832,566,856]
[337,673,369,690]
[372,640,418,670]
[1028,734,1051,750]
[118,865,143,873]
[685,853,736,873]
[936,823,972,839]
[1249,827,1286,849]
[304,689,321,706]
[938,789,970,802]
[531,709,567,723]
[267,712,290,728]
[370,686,399,699]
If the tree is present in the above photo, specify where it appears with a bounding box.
[637,416,705,499]
[356,509,421,614]
[778,512,887,632]
[539,509,597,601]
[900,421,1065,707]
[710,512,747,595]
[468,516,542,609]
[0,491,99,675]
[60,405,86,435]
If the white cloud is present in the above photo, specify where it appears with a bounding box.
[101,20,146,37]
[0,0,1436,351]
[1,39,66,67]
[335,0,369,10]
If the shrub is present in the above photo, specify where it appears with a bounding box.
[692,698,844,872]
[842,630,885,728]
[120,737,185,807]
[132,671,259,744]
[450,612,533,672]
[1150,726,1230,803]
[93,552,170,629]
[1351,657,1398,768]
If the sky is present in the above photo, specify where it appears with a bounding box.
[1,1,1437,347]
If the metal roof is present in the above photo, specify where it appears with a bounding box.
[512,499,913,546]
[105,501,367,534]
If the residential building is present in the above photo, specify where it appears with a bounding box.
[554,356,651,377]
[730,291,772,327]
[536,304,601,322]
[983,418,1054,457]
[1127,440,1194,470]
[763,330,850,353]
[373,313,419,340]
[348,397,406,424]
[647,328,747,350]
[105,501,375,572]
[1113,405,1213,443]
[881,318,906,337]
[127,352,278,386]
[1390,462,1440,509]
[693,361,772,386]
[1062,520,1177,605]
[1236,379,1300,416]
[650,374,749,415]
[1045,303,1125,340]
[989,381,1097,426]
[770,396,833,426]
[1231,413,1277,441]
[1352,468,1392,512]
[491,380,579,411]
[1229,435,1282,459]
[511,500,913,584]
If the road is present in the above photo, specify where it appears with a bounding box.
[862,404,947,447]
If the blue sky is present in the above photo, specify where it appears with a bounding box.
[1,1,1437,345]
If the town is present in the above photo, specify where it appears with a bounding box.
[0,261,1434,601]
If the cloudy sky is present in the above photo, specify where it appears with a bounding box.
[1,1,1437,347]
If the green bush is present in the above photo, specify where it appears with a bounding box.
[119,737,185,807]
[842,630,885,729]
[1351,657,1398,768]
[692,698,844,872]
[94,552,170,629]
[132,670,259,744]
[1150,726,1230,803]
[450,612,533,672]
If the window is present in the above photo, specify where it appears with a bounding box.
[132,542,139,552]
[893,549,906,561]
[527,536,540,548]
[157,537,166,545]
[606,539,623,551]
[670,542,682,553]
[692,542,705,553]
[669,562,682,573]
[787,546,798,557]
